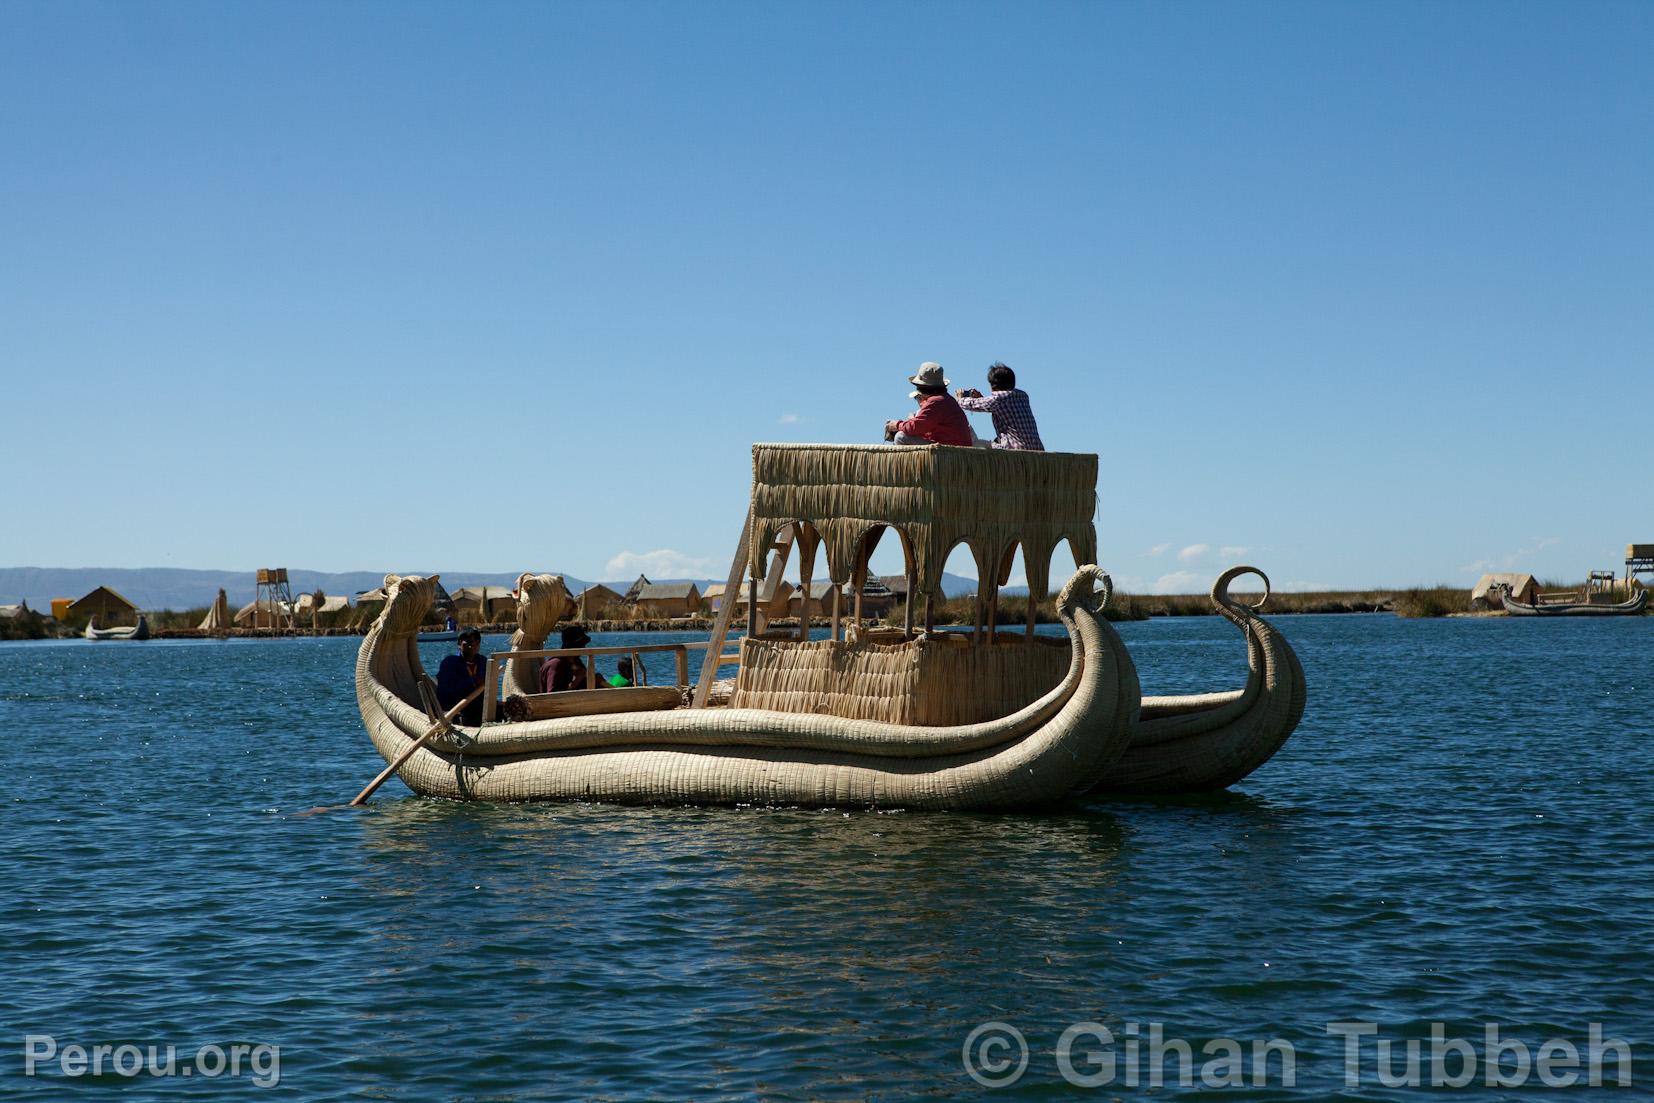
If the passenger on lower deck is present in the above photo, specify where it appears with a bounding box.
[436,627,488,724]
[540,624,593,692]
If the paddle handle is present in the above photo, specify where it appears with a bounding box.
[350,683,485,806]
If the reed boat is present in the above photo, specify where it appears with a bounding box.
[355,443,1306,808]
[1091,567,1307,794]
[85,614,149,641]
[1501,588,1647,617]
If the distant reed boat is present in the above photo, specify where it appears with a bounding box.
[354,443,1306,809]
[1501,588,1647,617]
[85,614,150,641]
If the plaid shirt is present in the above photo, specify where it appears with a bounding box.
[957,388,1044,451]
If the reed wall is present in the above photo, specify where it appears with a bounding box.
[730,634,1070,726]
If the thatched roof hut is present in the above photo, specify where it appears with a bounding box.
[732,579,794,618]
[633,582,701,618]
[452,586,516,624]
[1471,573,1538,610]
[787,581,845,618]
[68,586,140,626]
[235,598,291,628]
[576,584,623,620]
[700,583,727,614]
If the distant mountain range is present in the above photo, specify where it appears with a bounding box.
[0,567,983,611]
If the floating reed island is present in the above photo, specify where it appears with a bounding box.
[354,443,1306,810]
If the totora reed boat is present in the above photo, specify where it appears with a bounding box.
[356,443,1306,809]
[1500,588,1647,616]
[85,614,150,641]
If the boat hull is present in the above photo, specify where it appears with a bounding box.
[1090,567,1306,794]
[1503,590,1647,616]
[356,568,1137,810]
[85,615,149,641]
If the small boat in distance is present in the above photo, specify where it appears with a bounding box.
[85,614,150,641]
[1501,588,1647,617]
[415,617,461,644]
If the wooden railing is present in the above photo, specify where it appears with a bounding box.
[481,641,741,721]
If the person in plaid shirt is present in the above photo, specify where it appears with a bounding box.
[956,362,1044,451]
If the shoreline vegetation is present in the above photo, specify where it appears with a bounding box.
[9,581,1639,641]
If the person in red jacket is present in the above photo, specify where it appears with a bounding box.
[883,362,972,447]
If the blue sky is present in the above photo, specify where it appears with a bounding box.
[2,0,1649,593]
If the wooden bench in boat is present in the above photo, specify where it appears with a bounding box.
[483,640,710,723]
[500,685,684,721]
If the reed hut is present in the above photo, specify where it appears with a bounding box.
[1470,573,1538,610]
[452,586,516,624]
[856,577,897,618]
[700,583,727,614]
[622,575,650,602]
[734,579,794,619]
[787,581,845,618]
[68,586,140,627]
[575,584,623,621]
[632,582,701,618]
[0,601,43,624]
[235,598,291,628]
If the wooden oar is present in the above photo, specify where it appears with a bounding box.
[348,683,485,807]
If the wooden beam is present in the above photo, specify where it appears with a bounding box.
[692,510,753,709]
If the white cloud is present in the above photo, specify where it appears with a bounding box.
[1461,536,1562,575]
[778,413,800,424]
[1150,570,1206,594]
[1282,579,1331,592]
[1219,545,1249,559]
[1177,543,1211,563]
[1147,543,1171,557]
[604,548,720,579]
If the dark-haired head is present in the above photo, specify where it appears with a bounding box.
[987,362,1016,390]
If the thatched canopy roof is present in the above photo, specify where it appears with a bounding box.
[748,443,1097,602]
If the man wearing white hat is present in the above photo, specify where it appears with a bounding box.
[883,362,973,447]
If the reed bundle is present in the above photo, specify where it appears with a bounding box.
[730,635,1070,726]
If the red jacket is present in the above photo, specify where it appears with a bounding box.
[897,395,972,447]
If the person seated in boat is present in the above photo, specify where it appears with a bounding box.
[541,624,595,692]
[605,657,635,688]
[883,362,972,447]
[956,361,1045,451]
[436,627,488,725]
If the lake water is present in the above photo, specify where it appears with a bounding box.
[2,614,1649,1099]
